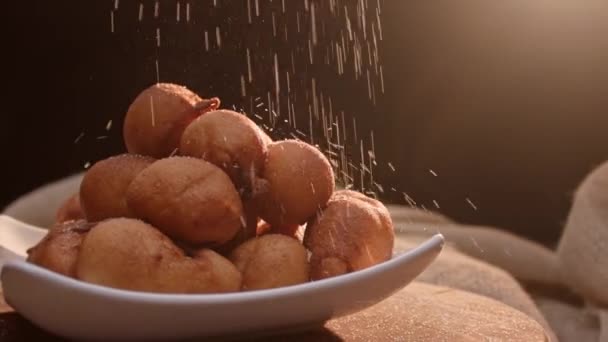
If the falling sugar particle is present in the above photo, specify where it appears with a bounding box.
[296,12,301,33]
[274,53,280,96]
[105,120,113,131]
[114,0,119,10]
[110,11,115,33]
[216,27,221,47]
[74,132,85,144]
[376,8,383,40]
[154,1,159,18]
[311,2,317,45]
[215,26,222,48]
[138,3,143,21]
[96,136,108,140]
[155,59,160,83]
[84,162,91,169]
[247,0,252,24]
[186,3,190,22]
[403,193,417,207]
[204,31,209,51]
[156,28,161,47]
[379,65,385,93]
[149,95,156,127]
[374,182,384,193]
[470,237,484,253]
[176,2,180,22]
[246,48,252,82]
[240,75,246,97]
[429,169,438,177]
[466,198,478,210]
[432,200,440,209]
[366,69,371,99]
[388,162,395,171]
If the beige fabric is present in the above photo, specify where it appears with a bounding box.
[600,309,608,342]
[390,159,608,342]
[397,222,562,287]
[557,161,608,305]
[396,236,557,341]
[321,282,548,342]
[385,205,453,224]
[533,296,600,342]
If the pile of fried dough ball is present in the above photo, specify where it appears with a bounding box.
[28,83,395,294]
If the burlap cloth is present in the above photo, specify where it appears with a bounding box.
[394,160,608,342]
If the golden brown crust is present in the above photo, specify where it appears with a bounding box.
[230,234,309,290]
[304,191,394,280]
[76,218,241,293]
[180,110,268,192]
[79,154,154,222]
[123,83,219,158]
[27,220,90,277]
[126,157,244,244]
[256,140,335,226]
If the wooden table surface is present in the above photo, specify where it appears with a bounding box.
[0,281,548,341]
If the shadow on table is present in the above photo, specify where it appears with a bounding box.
[0,312,343,342]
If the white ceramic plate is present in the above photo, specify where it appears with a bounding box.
[0,174,444,340]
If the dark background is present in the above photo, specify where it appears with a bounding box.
[3,0,608,247]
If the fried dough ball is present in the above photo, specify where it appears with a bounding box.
[255,140,334,226]
[304,190,394,280]
[126,157,243,244]
[230,234,309,290]
[180,110,268,191]
[76,218,241,293]
[123,83,220,158]
[27,220,90,277]
[79,154,154,222]
[55,193,85,223]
